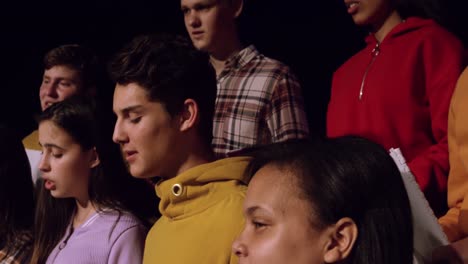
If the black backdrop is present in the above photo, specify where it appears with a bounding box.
[1,0,465,138]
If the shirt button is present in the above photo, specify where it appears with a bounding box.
[59,242,67,250]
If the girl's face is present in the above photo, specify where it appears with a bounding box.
[233,165,330,264]
[38,120,98,200]
[346,0,394,27]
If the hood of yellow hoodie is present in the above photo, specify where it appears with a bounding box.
[155,156,251,220]
[23,130,41,151]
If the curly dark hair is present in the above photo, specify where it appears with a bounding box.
[108,34,217,147]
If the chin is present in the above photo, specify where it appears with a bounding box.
[192,42,206,51]
[352,15,371,26]
[192,40,212,52]
[130,168,154,179]
[129,170,145,178]
[50,191,65,199]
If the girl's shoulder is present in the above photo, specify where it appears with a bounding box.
[86,209,147,243]
[96,209,145,228]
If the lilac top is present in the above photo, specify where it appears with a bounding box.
[46,210,147,264]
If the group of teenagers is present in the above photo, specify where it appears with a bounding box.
[1,0,468,263]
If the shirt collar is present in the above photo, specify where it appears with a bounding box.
[223,45,259,71]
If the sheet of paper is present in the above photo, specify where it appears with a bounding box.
[389,148,448,264]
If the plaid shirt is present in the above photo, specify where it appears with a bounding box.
[213,45,309,158]
[0,231,33,264]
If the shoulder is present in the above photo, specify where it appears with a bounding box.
[101,209,144,225]
[406,19,463,50]
[210,187,247,225]
[258,56,295,77]
[95,210,147,238]
[452,68,468,110]
[244,47,296,79]
[107,212,146,263]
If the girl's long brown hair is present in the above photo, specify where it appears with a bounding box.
[30,97,158,264]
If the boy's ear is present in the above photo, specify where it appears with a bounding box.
[323,217,358,263]
[179,99,199,132]
[89,147,100,169]
[232,0,243,18]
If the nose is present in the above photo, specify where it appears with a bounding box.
[112,119,128,145]
[232,236,247,258]
[38,153,50,172]
[186,10,201,28]
[41,82,58,98]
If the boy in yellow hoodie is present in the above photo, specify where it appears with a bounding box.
[434,67,468,262]
[110,34,249,264]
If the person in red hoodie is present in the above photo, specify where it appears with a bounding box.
[326,0,465,216]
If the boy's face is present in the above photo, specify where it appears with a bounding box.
[112,82,181,179]
[39,65,82,111]
[181,0,237,53]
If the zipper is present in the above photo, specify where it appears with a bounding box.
[359,42,380,100]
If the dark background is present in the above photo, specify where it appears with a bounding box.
[1,0,465,139]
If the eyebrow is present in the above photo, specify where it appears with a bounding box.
[246,206,262,216]
[42,75,75,82]
[118,105,144,115]
[39,142,65,150]
[181,0,216,9]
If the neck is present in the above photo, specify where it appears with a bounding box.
[169,141,215,179]
[373,10,403,42]
[177,152,214,176]
[209,35,243,76]
[73,197,96,228]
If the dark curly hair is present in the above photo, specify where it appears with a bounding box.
[108,34,217,147]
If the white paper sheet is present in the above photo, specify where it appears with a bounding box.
[389,148,448,264]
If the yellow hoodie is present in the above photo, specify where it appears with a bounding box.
[439,67,468,242]
[143,156,250,264]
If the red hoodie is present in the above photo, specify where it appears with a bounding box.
[327,17,465,215]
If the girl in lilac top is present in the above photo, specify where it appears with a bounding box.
[46,210,145,264]
[30,98,153,264]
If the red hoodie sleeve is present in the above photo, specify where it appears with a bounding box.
[407,28,465,215]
